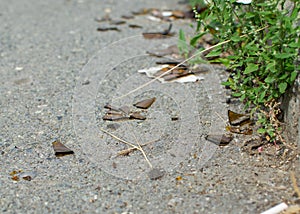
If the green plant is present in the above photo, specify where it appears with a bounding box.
[188,0,300,142]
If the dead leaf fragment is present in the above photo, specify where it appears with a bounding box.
[133,97,156,109]
[52,140,74,157]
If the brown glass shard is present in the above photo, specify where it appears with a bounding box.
[132,8,152,15]
[133,97,156,109]
[172,10,185,18]
[104,104,120,112]
[226,125,253,135]
[110,20,126,25]
[205,134,233,146]
[228,110,251,126]
[128,24,143,29]
[156,61,187,67]
[118,105,131,114]
[97,27,120,32]
[52,140,74,157]
[102,114,129,121]
[142,24,174,39]
[121,15,134,19]
[129,112,146,120]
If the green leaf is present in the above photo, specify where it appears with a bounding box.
[265,76,275,83]
[190,31,207,47]
[179,29,186,42]
[275,53,294,59]
[257,128,266,134]
[209,58,231,66]
[178,29,189,57]
[278,82,287,94]
[290,71,298,82]
[288,42,300,48]
[231,35,241,43]
[258,90,266,103]
[222,81,231,86]
[245,12,255,19]
[244,63,258,74]
[266,61,276,73]
[232,92,242,97]
[205,48,222,58]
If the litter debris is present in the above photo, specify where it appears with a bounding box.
[97,27,121,32]
[102,98,156,122]
[110,20,126,25]
[133,97,156,109]
[226,110,253,135]
[228,110,251,126]
[142,24,174,39]
[138,63,208,83]
[128,24,143,29]
[10,170,37,181]
[226,125,253,135]
[260,202,288,214]
[121,15,134,19]
[52,140,74,157]
[205,134,233,146]
[102,104,146,121]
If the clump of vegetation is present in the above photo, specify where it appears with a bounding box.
[184,0,299,143]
